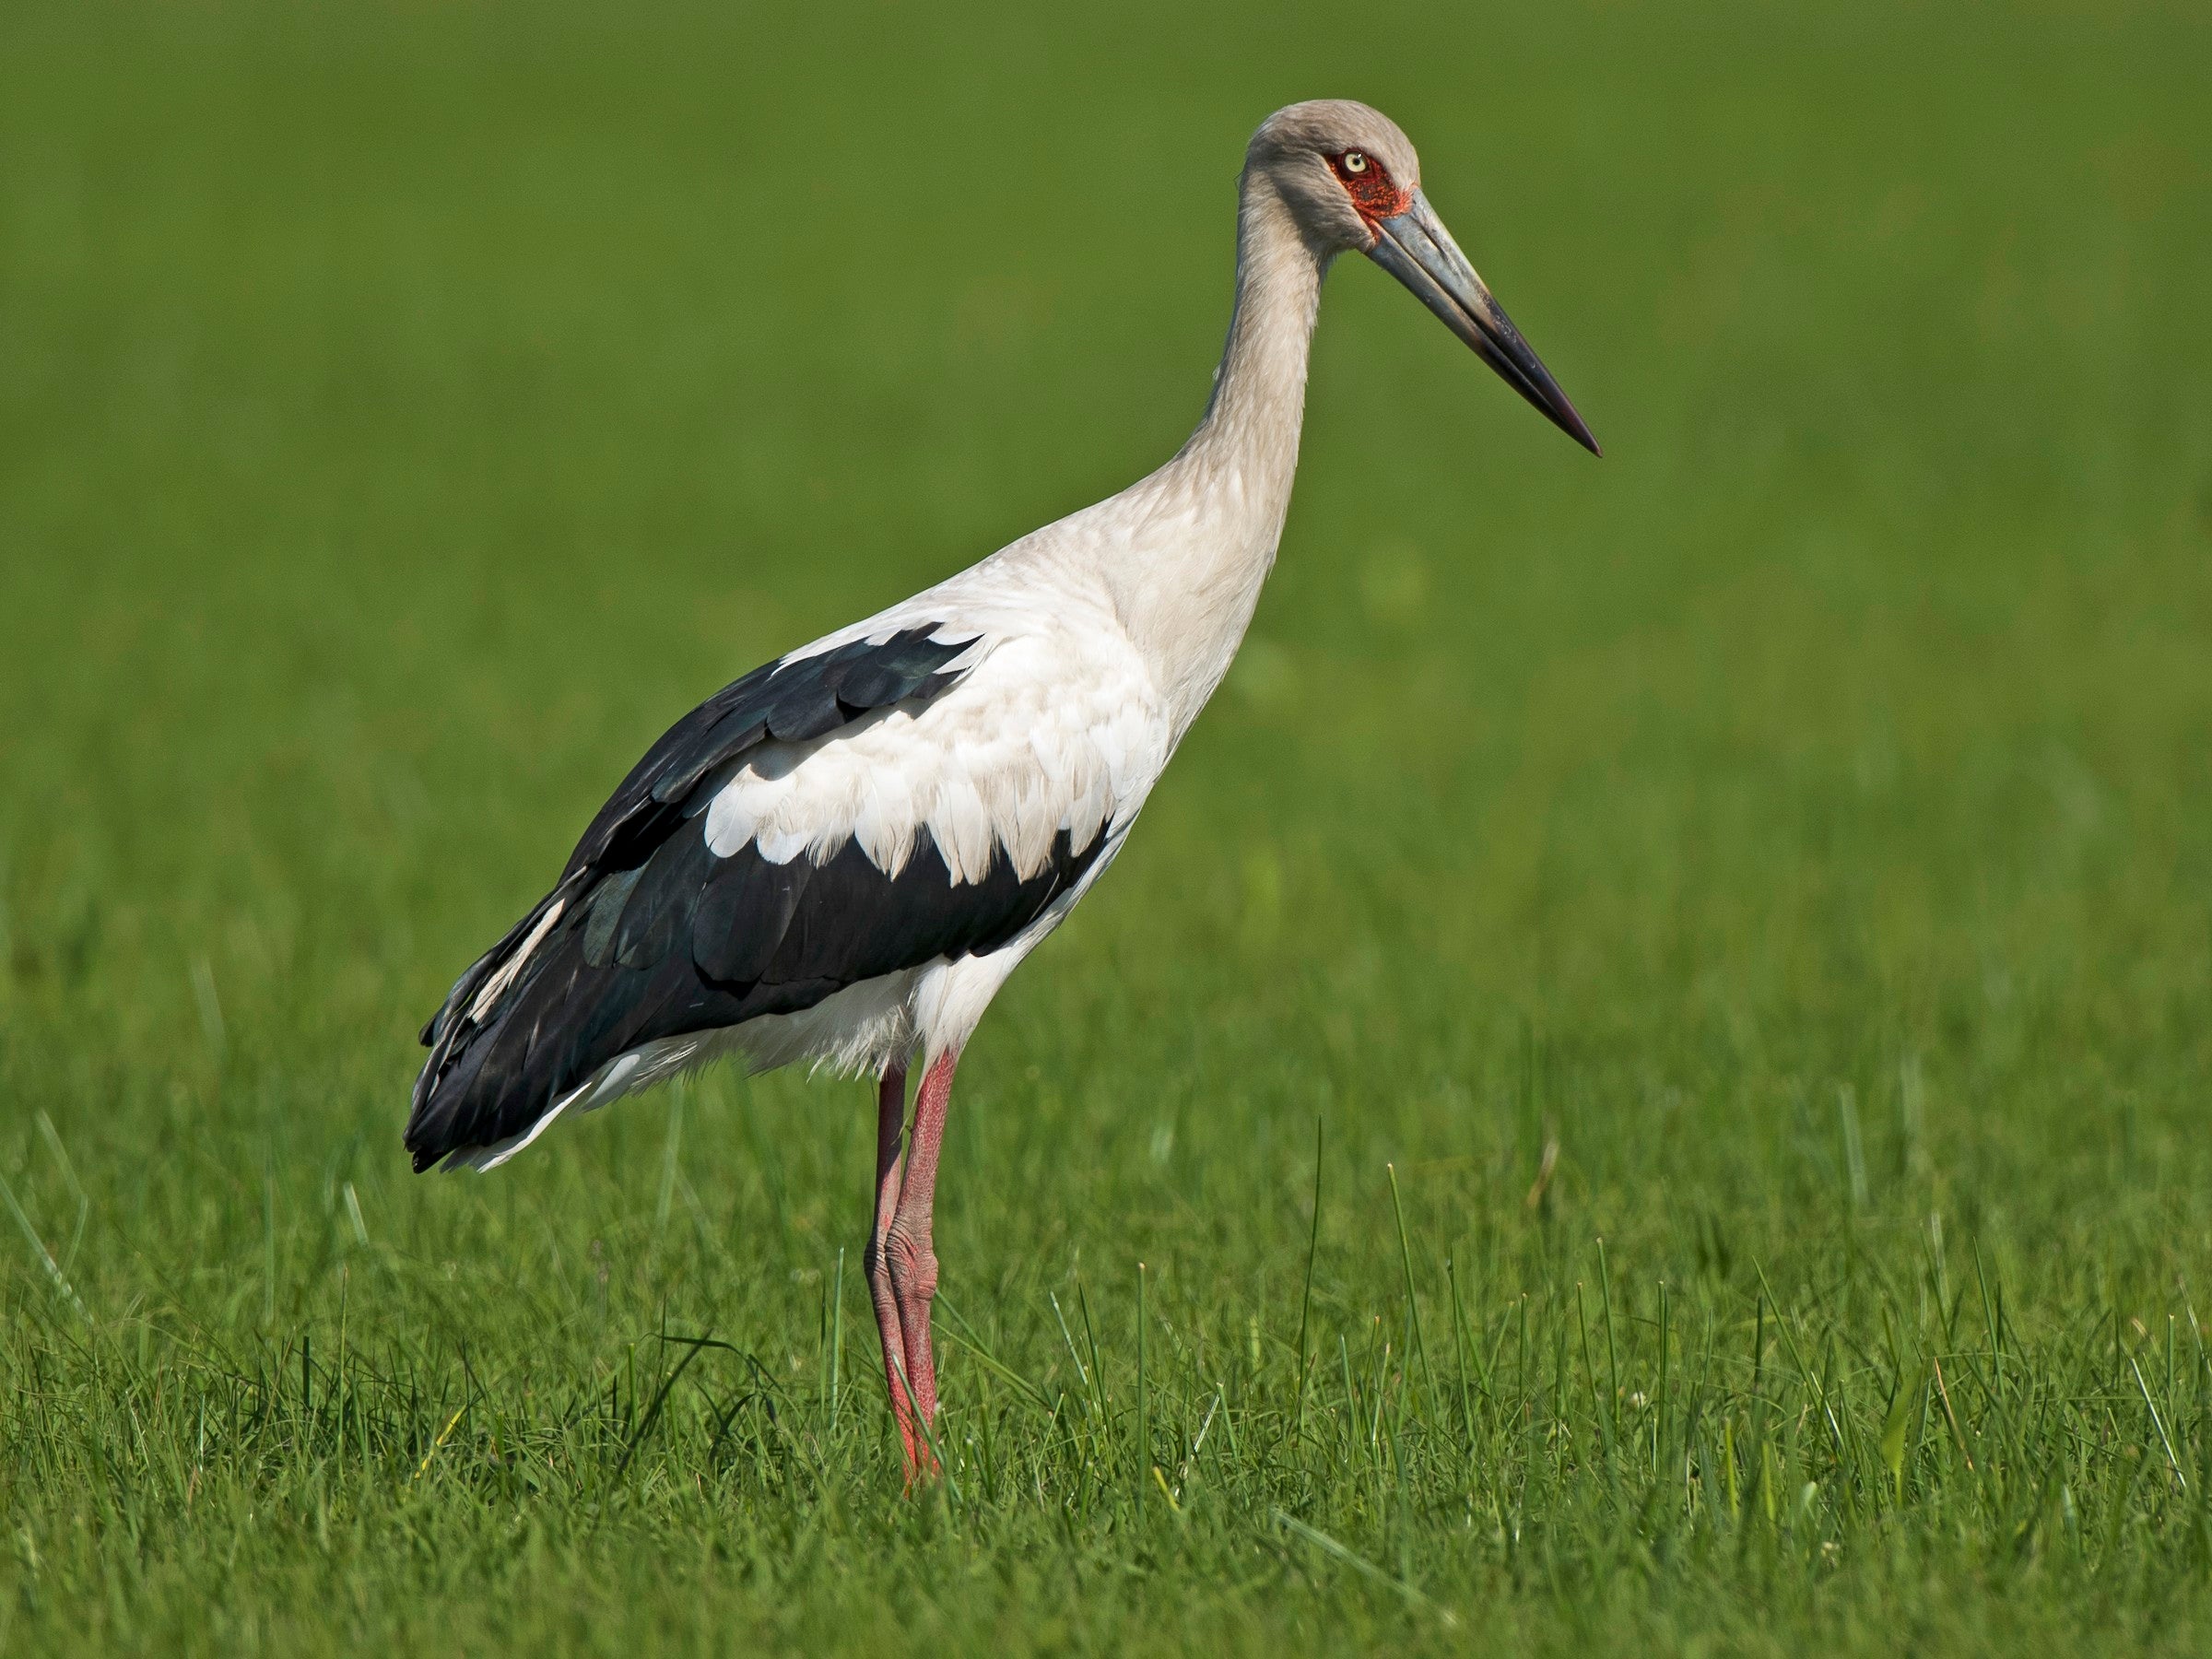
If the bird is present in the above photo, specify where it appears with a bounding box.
[404,99,1596,1478]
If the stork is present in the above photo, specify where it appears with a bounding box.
[405,100,1597,1478]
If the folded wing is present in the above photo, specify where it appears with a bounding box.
[404,623,1147,1171]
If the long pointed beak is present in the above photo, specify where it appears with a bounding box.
[1365,190,1600,455]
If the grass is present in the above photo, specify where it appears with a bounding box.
[3,0,2211,1652]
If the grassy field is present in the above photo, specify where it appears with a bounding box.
[4,1,2210,1652]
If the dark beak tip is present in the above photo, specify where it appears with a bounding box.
[1371,201,1603,459]
[1542,395,1603,457]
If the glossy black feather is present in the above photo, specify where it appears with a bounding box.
[406,829,1099,1170]
[404,627,1100,1172]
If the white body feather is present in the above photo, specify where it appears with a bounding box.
[449,147,1329,1170]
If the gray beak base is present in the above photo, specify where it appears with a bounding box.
[1366,191,1600,456]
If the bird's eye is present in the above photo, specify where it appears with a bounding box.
[1341,150,1370,174]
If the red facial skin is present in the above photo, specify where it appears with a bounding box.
[1328,151,1413,240]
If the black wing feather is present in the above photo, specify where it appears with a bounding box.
[404,628,1100,1172]
[561,628,971,879]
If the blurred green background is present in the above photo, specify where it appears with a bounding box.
[3,2,2209,1653]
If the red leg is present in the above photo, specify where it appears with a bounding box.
[863,1063,924,1474]
[885,1049,958,1468]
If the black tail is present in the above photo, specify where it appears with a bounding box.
[402,835,751,1171]
[405,878,583,1170]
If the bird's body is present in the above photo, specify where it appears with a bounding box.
[406,100,1595,1476]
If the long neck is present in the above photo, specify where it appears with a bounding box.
[1094,175,1328,732]
[1186,177,1328,487]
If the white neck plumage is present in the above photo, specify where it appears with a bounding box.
[1188,176,1330,485]
[1087,173,1331,735]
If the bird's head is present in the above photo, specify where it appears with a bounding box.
[1247,100,1599,455]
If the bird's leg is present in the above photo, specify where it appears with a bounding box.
[884,1048,958,1470]
[864,1062,924,1474]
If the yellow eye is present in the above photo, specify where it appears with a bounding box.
[1342,150,1370,174]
